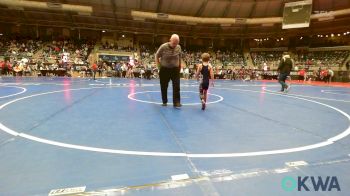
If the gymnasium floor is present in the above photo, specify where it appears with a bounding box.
[0,76,350,196]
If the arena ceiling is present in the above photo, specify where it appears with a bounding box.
[0,0,350,38]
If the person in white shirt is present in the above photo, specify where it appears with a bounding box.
[263,62,268,72]
[184,67,190,79]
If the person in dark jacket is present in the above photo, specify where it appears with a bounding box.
[277,52,293,92]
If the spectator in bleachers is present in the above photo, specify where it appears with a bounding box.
[184,67,190,79]
[13,62,23,76]
[91,61,98,80]
[328,67,334,83]
[1,59,12,75]
[97,61,103,77]
[298,67,306,82]
[320,68,329,83]
[23,64,32,76]
[114,62,122,78]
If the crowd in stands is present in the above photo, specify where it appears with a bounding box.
[0,36,95,76]
[79,59,159,80]
[139,44,157,65]
[41,38,95,64]
[0,36,41,76]
[250,51,284,69]
[182,49,245,67]
[294,50,349,67]
[309,39,349,48]
[183,50,202,66]
[215,50,245,67]
[0,37,42,58]
[100,41,136,52]
[250,50,349,74]
[1,37,349,82]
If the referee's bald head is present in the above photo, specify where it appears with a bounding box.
[169,34,180,48]
[170,34,179,41]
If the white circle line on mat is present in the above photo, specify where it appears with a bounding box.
[0,86,349,158]
[263,87,350,103]
[127,91,224,105]
[0,86,27,99]
[321,89,350,96]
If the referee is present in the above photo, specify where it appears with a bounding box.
[155,34,182,107]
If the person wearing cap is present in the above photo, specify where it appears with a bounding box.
[277,52,293,92]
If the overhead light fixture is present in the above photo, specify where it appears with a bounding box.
[47,2,62,9]
[122,35,125,38]
[262,23,274,27]
[157,13,169,19]
[220,24,231,27]
[102,30,106,33]
[317,16,334,21]
[8,6,24,10]
[133,17,145,21]
[292,8,300,13]
[78,12,91,16]
[0,0,92,13]
[186,22,197,25]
